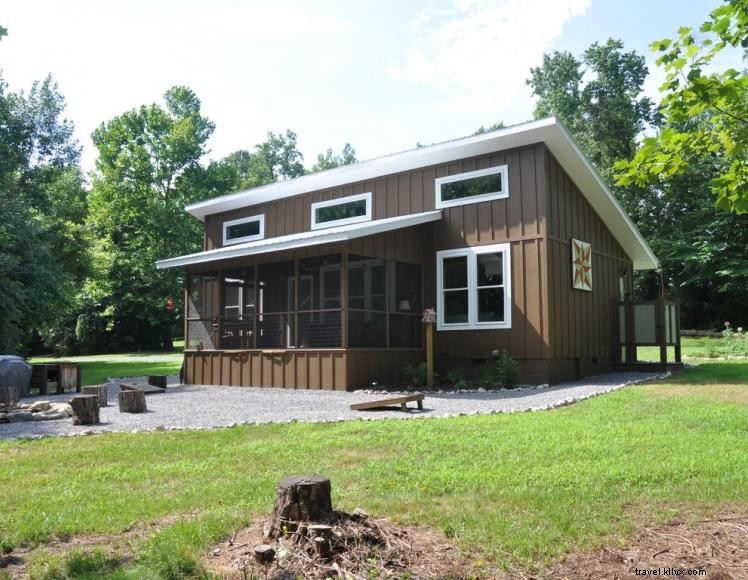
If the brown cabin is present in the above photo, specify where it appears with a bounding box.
[157,117,671,389]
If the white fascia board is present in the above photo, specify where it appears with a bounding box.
[184,118,558,221]
[544,122,659,270]
[156,210,442,269]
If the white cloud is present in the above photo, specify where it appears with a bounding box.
[388,0,591,113]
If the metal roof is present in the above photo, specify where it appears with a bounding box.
[156,210,442,269]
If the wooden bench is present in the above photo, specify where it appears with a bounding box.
[350,394,424,412]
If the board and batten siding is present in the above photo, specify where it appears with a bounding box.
[425,145,550,378]
[544,151,633,380]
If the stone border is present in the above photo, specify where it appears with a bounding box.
[3,372,671,442]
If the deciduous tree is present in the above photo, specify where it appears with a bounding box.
[616,0,748,213]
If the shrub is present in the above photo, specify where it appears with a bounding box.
[446,368,468,390]
[477,364,496,388]
[403,361,428,387]
[495,350,519,388]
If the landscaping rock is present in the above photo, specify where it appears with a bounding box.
[50,403,74,417]
[0,413,7,422]
[8,411,33,422]
[31,410,67,421]
[29,401,52,412]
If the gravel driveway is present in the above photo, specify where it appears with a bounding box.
[0,371,663,440]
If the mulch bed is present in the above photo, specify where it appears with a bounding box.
[541,510,748,579]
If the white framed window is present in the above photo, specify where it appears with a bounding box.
[311,192,372,230]
[436,243,511,331]
[223,214,265,245]
[435,165,508,209]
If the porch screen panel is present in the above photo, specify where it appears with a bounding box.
[297,255,342,347]
[257,261,295,348]
[388,262,423,348]
[348,255,386,347]
[186,273,219,350]
[221,269,256,349]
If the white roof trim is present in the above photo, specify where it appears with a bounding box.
[183,117,657,270]
[156,210,442,269]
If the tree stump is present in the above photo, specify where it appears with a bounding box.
[118,389,147,413]
[70,394,100,425]
[148,375,167,389]
[0,387,19,406]
[264,475,334,538]
[82,385,108,407]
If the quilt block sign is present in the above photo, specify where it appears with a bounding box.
[572,238,592,291]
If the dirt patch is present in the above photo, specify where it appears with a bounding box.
[642,384,748,405]
[203,509,485,579]
[542,510,748,579]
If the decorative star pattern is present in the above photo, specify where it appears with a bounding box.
[572,238,592,291]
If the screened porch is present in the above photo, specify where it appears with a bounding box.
[185,252,424,352]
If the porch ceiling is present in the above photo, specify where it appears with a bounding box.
[156,210,442,269]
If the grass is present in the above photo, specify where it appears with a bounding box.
[636,335,728,361]
[0,360,746,577]
[30,342,184,387]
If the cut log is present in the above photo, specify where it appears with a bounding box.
[264,475,334,538]
[82,385,108,407]
[118,389,147,413]
[148,375,167,389]
[252,544,276,565]
[0,387,19,406]
[70,394,100,425]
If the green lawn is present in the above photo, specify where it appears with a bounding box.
[1,361,746,578]
[30,343,184,387]
[636,335,721,361]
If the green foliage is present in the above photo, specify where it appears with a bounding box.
[474,121,506,135]
[310,142,357,172]
[402,361,428,386]
[86,86,223,351]
[222,130,306,190]
[696,322,748,357]
[529,35,747,329]
[528,38,657,181]
[0,25,6,41]
[616,0,748,213]
[0,75,88,353]
[476,364,496,388]
[445,367,468,389]
[495,350,519,388]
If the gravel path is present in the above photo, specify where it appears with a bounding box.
[0,371,663,440]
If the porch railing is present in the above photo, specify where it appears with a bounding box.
[186,310,343,350]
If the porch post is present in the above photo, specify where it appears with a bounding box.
[624,294,637,363]
[341,252,348,348]
[184,273,189,351]
[657,292,667,364]
[611,297,621,364]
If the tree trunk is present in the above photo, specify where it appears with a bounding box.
[70,394,100,425]
[0,387,19,406]
[82,385,108,407]
[148,375,167,389]
[118,389,147,413]
[264,475,334,538]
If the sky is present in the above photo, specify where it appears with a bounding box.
[0,0,730,173]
